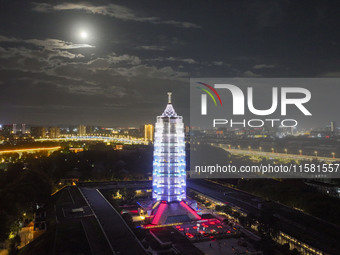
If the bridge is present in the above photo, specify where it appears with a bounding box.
[35,136,148,145]
[0,146,61,157]
[214,144,340,163]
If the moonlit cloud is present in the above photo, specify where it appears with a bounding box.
[0,35,95,50]
[150,57,198,64]
[166,57,197,64]
[32,2,201,29]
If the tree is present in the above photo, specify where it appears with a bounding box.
[257,209,279,240]
[215,205,223,212]
[291,248,300,255]
[122,212,133,223]
[245,213,257,228]
[282,243,290,253]
[233,211,241,220]
[238,216,247,226]
[223,205,233,215]
[0,212,10,242]
[121,188,135,201]
[205,201,211,207]
[8,234,21,255]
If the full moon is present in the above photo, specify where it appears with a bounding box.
[80,31,88,39]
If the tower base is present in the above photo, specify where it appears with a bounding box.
[151,200,201,225]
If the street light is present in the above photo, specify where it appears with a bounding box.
[314,151,318,157]
[284,148,288,154]
[271,148,274,153]
[238,145,241,150]
[248,146,251,151]
[299,150,302,156]
[332,152,335,159]
[259,146,262,152]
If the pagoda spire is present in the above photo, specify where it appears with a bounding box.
[162,92,177,117]
[167,91,172,104]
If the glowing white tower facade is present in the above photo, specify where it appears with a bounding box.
[152,92,186,202]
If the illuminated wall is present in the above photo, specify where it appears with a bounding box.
[152,93,186,202]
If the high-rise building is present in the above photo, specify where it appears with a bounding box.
[12,124,17,134]
[2,125,14,137]
[30,127,46,138]
[49,127,60,138]
[144,124,154,142]
[22,124,26,134]
[331,121,336,132]
[78,125,86,136]
[86,126,94,135]
[152,92,186,202]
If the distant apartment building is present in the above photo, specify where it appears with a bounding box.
[144,124,154,142]
[86,126,94,135]
[125,127,141,137]
[330,121,336,132]
[12,124,17,134]
[22,124,26,134]
[78,125,86,136]
[30,127,47,138]
[48,127,60,138]
[1,124,15,137]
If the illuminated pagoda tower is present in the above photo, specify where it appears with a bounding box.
[150,92,201,225]
[152,92,186,202]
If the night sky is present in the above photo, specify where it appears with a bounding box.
[0,0,339,126]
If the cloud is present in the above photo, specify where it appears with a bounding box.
[107,54,141,65]
[156,20,200,29]
[73,53,142,73]
[83,53,142,69]
[0,46,81,73]
[0,32,189,125]
[243,70,261,77]
[0,35,94,50]
[0,35,187,82]
[166,57,197,64]
[0,35,17,43]
[149,57,197,64]
[135,45,166,51]
[32,2,200,29]
[27,39,94,50]
[116,65,188,81]
[253,64,275,69]
[0,36,91,74]
[212,61,224,66]
[51,57,188,83]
